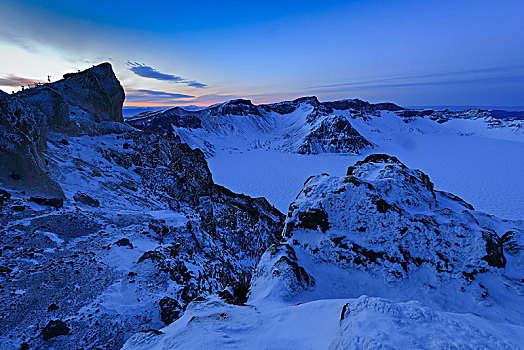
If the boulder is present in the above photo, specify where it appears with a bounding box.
[73,192,100,207]
[41,320,70,340]
[114,238,133,249]
[29,196,64,209]
[159,297,182,325]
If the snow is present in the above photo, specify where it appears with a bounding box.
[42,231,64,246]
[208,150,357,212]
[208,111,524,220]
[125,154,524,349]
[123,297,347,350]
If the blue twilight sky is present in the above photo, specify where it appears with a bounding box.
[0,0,523,106]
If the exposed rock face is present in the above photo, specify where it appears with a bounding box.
[17,88,71,132]
[211,99,262,117]
[298,115,373,154]
[16,62,125,133]
[261,96,322,115]
[101,132,213,207]
[250,154,524,321]
[159,297,182,325]
[0,93,63,196]
[0,63,127,197]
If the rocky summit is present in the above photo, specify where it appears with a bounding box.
[0,63,132,198]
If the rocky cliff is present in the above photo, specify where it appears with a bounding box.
[0,92,63,196]
[16,62,125,134]
[0,63,130,197]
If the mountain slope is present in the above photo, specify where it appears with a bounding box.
[0,64,284,350]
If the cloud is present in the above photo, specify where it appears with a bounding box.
[0,74,43,87]
[0,29,39,53]
[127,62,207,88]
[126,89,195,103]
[308,64,524,90]
[190,94,238,104]
[124,90,240,106]
[187,81,207,88]
[309,74,524,95]
[135,89,195,98]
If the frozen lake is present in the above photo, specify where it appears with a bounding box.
[209,135,524,220]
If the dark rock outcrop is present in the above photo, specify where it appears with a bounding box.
[298,115,373,154]
[0,63,126,197]
[73,192,100,207]
[159,297,182,325]
[128,107,202,132]
[0,93,63,196]
[41,320,70,340]
[28,196,64,209]
[212,99,262,117]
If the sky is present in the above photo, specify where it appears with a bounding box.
[0,0,523,107]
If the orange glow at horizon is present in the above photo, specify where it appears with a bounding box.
[124,101,210,107]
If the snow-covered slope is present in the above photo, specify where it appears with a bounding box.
[123,154,524,349]
[0,131,283,349]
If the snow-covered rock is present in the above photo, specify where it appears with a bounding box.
[331,295,524,349]
[252,154,523,317]
[123,154,524,349]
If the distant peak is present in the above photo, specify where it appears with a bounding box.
[225,99,254,106]
[293,96,320,106]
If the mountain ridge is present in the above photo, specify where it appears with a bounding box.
[127,96,524,157]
